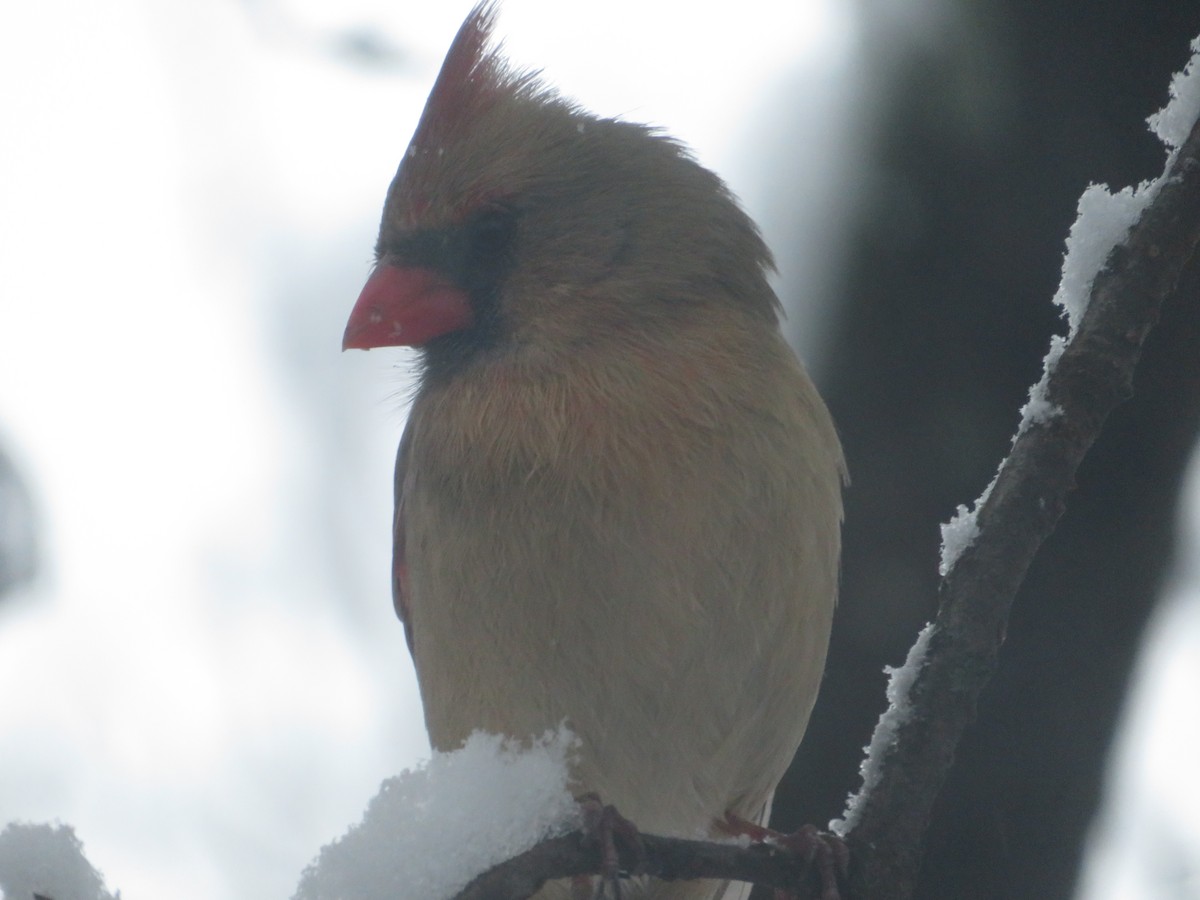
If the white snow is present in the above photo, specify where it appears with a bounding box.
[1051,181,1157,337]
[832,621,935,836]
[1147,35,1200,149]
[1052,31,1200,339]
[938,475,997,578]
[0,822,115,900]
[941,27,1200,588]
[0,730,581,900]
[1017,335,1067,436]
[293,727,581,900]
[939,504,981,579]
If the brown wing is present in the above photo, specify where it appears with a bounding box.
[393,422,415,658]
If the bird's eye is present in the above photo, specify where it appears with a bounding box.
[468,206,517,259]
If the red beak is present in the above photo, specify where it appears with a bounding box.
[342,266,473,350]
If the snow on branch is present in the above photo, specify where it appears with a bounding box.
[295,728,581,900]
[839,41,1200,900]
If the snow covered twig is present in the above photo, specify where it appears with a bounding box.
[840,73,1200,900]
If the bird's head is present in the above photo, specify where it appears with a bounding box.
[343,2,776,379]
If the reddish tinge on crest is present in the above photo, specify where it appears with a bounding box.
[413,2,503,155]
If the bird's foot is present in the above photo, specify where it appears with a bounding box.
[720,812,848,900]
[575,794,645,900]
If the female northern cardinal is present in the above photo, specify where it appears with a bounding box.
[344,4,845,897]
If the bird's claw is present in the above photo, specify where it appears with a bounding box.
[576,794,645,900]
[721,812,848,900]
[773,824,848,900]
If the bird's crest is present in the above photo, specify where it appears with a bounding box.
[411,2,505,155]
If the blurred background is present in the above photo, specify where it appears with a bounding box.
[0,1,1197,898]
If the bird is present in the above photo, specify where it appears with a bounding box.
[343,4,845,898]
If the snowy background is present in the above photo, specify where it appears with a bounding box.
[0,1,1196,898]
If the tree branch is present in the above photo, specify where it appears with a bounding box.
[453,832,832,900]
[842,113,1200,900]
